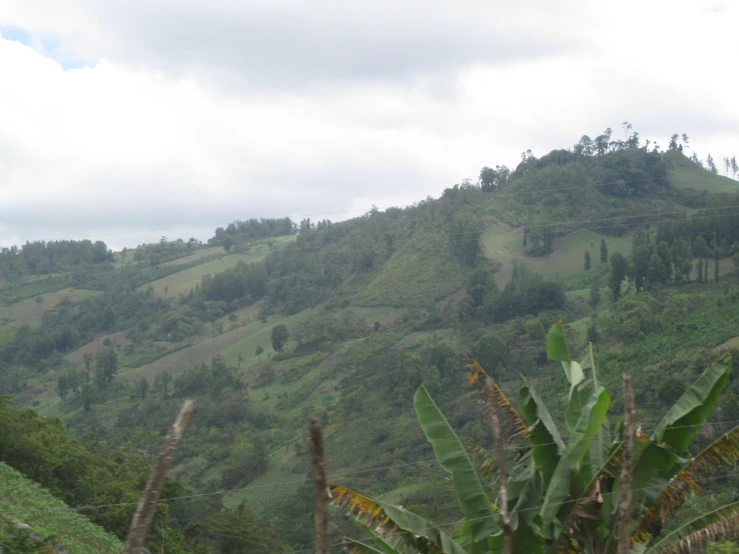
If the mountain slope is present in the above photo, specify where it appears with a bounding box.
[2,135,739,551]
[0,462,123,553]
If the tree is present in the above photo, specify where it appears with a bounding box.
[271,324,289,352]
[255,345,264,360]
[694,235,710,259]
[600,239,608,264]
[632,245,652,290]
[589,283,601,308]
[697,259,704,283]
[94,349,119,389]
[479,166,498,191]
[622,121,632,140]
[669,133,679,149]
[646,252,668,286]
[56,375,69,400]
[732,156,738,179]
[609,252,629,299]
[330,324,739,554]
[207,501,285,554]
[223,236,234,252]
[671,237,693,282]
[137,377,149,399]
[707,154,718,173]
[682,133,690,149]
[715,248,722,282]
[584,251,591,271]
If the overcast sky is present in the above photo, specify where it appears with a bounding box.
[1,0,738,250]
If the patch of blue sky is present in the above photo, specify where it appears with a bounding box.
[0,25,97,70]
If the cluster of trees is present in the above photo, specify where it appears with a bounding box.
[0,239,113,278]
[128,237,201,267]
[459,262,565,324]
[1,286,170,368]
[0,396,287,553]
[209,217,297,251]
[524,228,554,256]
[173,355,244,398]
[687,150,738,179]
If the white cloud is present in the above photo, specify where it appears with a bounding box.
[0,0,738,249]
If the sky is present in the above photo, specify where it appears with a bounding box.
[1,0,738,250]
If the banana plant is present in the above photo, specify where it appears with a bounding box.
[329,322,739,554]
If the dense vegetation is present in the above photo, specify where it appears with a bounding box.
[1,125,739,551]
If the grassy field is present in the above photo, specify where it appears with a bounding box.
[351,229,471,308]
[665,149,739,194]
[126,306,398,380]
[0,288,100,346]
[0,463,122,554]
[140,237,295,298]
[483,228,632,285]
[160,246,224,266]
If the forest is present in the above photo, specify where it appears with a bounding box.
[2,126,739,552]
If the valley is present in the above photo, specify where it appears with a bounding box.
[3,139,739,552]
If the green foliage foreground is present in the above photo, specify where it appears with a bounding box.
[330,323,739,554]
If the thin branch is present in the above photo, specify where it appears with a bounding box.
[124,400,195,554]
[616,375,634,554]
[309,417,330,554]
[485,378,512,554]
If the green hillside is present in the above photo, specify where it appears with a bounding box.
[665,148,739,194]
[0,462,123,554]
[3,132,739,552]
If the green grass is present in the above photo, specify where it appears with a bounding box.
[159,246,224,266]
[140,237,295,298]
[127,306,398,381]
[665,149,739,194]
[482,228,632,285]
[351,229,470,308]
[0,463,122,554]
[0,288,99,329]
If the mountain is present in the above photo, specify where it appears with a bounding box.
[1,132,739,552]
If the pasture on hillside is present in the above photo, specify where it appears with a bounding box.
[126,306,398,380]
[140,237,295,297]
[665,149,739,194]
[0,288,99,345]
[483,228,632,285]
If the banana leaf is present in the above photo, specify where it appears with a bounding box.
[634,425,739,544]
[520,377,565,489]
[414,386,498,547]
[330,482,468,554]
[651,353,732,451]
[600,443,679,539]
[539,381,610,532]
[547,322,585,404]
[644,500,739,554]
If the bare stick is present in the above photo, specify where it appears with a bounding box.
[308,417,329,554]
[485,379,512,554]
[124,400,195,554]
[616,375,634,554]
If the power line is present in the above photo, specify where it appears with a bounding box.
[1,168,734,251]
[3,202,739,283]
[3,418,738,517]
